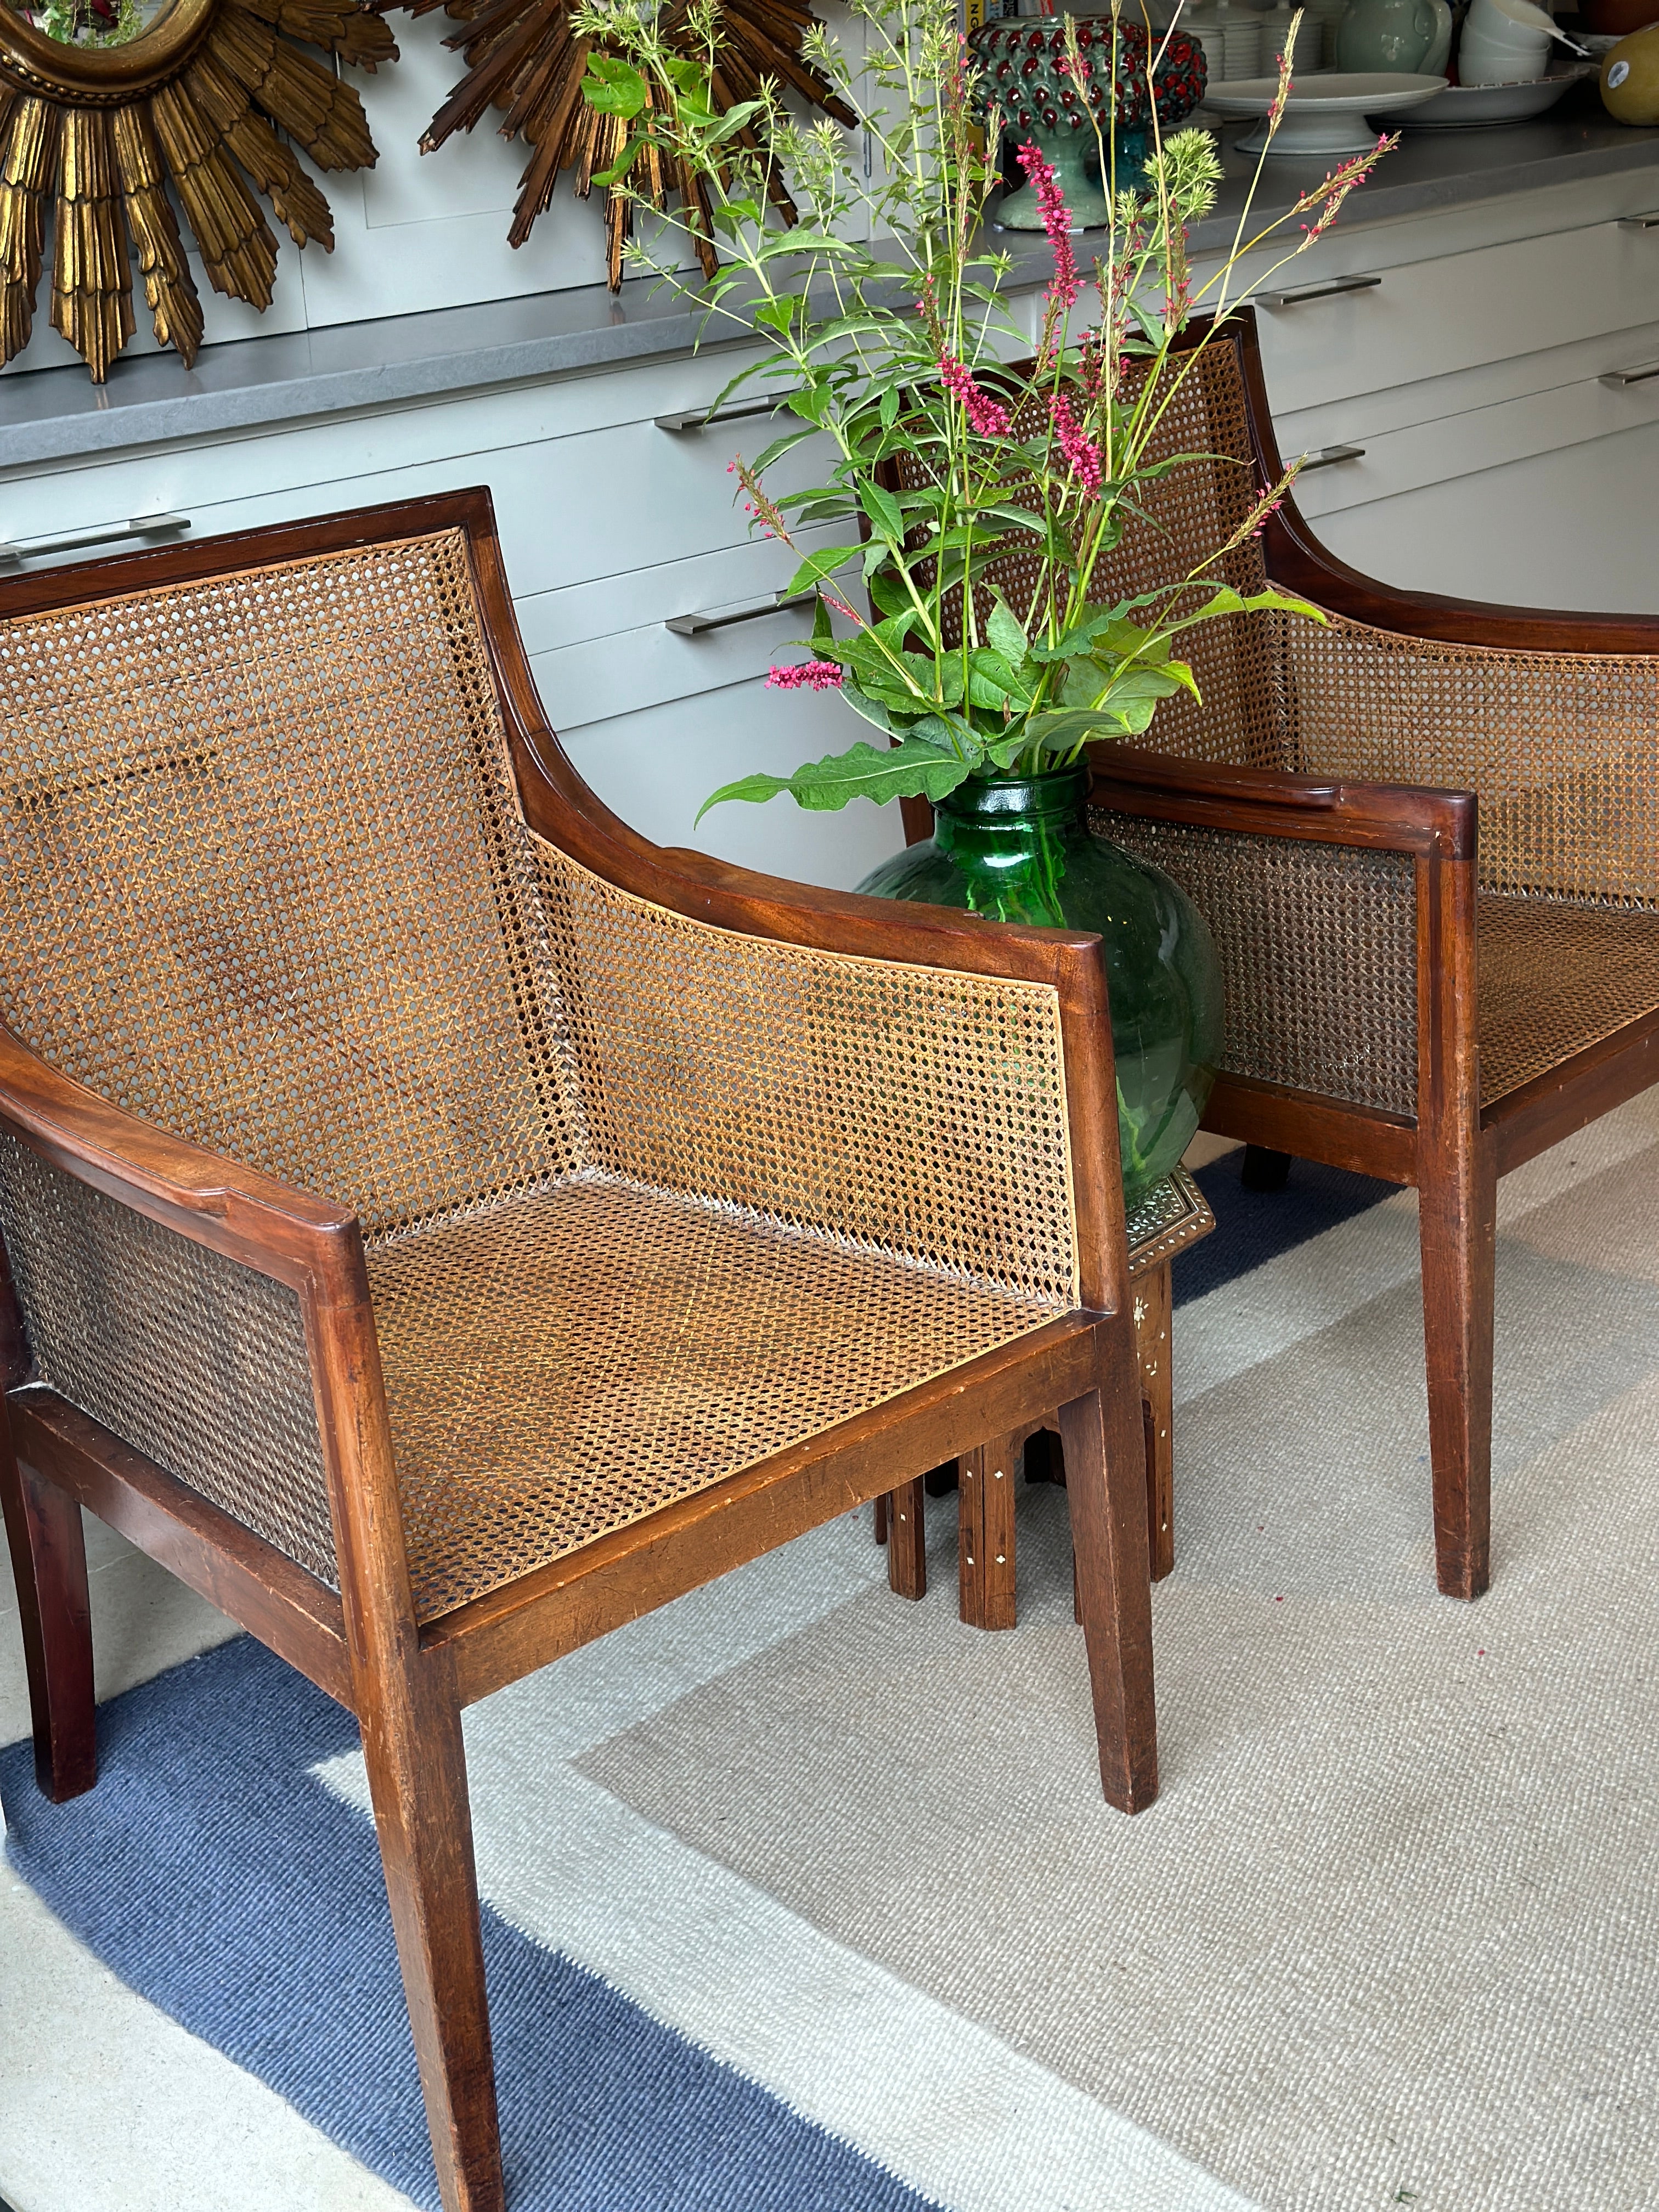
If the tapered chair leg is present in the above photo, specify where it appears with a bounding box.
[1132,1261,1175,1580]
[1418,1137,1498,1600]
[1059,1321,1158,1813]
[959,1432,1020,1630]
[1,1431,95,1804]
[360,1654,505,2212]
[885,1475,927,1599]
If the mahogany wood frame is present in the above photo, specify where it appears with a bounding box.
[1091,307,1659,1602]
[0,490,1161,2212]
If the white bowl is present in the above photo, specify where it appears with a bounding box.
[1400,65,1585,125]
[1202,70,1449,154]
[1456,27,1553,82]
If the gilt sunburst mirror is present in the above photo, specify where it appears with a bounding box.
[0,0,396,380]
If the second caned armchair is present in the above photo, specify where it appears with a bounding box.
[1079,308,1659,1601]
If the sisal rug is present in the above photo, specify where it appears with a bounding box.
[5,1103,1659,2211]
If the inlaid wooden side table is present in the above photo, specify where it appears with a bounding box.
[877,1166,1215,1626]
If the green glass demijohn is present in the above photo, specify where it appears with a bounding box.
[857,766,1223,1206]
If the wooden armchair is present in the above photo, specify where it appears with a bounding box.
[1076,308,1659,1601]
[0,493,1159,2212]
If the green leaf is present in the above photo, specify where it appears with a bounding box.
[581,55,647,118]
[1023,706,1154,751]
[966,647,1033,713]
[1061,659,1190,711]
[695,737,970,821]
[753,293,806,336]
[786,383,836,427]
[1169,585,1328,630]
[878,384,900,428]
[857,480,906,545]
[591,139,644,189]
[812,592,836,648]
[746,426,821,474]
[985,596,1028,662]
[782,546,862,595]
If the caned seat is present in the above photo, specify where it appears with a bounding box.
[373,1176,1069,1621]
[0,492,1159,2212]
[1477,896,1659,1107]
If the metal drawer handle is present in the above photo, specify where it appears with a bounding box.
[665,587,815,636]
[654,397,789,433]
[1601,359,1659,387]
[1297,443,1365,473]
[1618,213,1659,230]
[1261,273,1382,308]
[0,512,190,566]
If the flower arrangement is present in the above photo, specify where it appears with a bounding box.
[577,0,1390,825]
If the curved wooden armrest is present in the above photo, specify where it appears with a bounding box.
[1088,744,1476,861]
[1263,507,1659,659]
[1189,309,1659,659]
[0,1024,363,1302]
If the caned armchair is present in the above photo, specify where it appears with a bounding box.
[1071,307,1659,1601]
[0,492,1159,2212]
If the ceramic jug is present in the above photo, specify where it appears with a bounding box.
[1335,0,1453,70]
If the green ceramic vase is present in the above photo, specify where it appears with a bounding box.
[857,766,1223,1205]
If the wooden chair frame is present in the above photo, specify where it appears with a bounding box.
[0,491,1159,2212]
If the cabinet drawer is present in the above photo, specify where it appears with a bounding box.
[1215,217,1659,417]
[1312,412,1659,613]
[1287,341,1659,524]
[0,368,826,590]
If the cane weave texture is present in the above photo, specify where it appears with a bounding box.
[0,1132,335,1583]
[1479,895,1659,1105]
[370,1175,1070,1622]
[531,837,1079,1306]
[1094,809,1419,1116]
[0,527,1081,1614]
[1283,616,1659,908]
[0,528,585,1242]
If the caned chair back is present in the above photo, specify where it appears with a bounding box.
[0,529,586,1239]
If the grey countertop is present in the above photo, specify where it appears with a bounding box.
[3,89,1656,470]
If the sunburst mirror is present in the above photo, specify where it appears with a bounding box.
[0,0,396,380]
[396,0,853,290]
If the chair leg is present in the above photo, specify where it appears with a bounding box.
[873,1493,888,1545]
[1132,1262,1175,1581]
[886,1475,927,1599]
[1059,1322,1158,1813]
[959,1432,1020,1630]
[1,1429,95,1805]
[1241,1145,1292,1192]
[360,1652,504,2212]
[1419,1134,1498,1601]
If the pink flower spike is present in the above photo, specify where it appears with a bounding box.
[767,661,844,691]
[1017,140,1081,312]
[1048,388,1103,498]
[939,351,1013,438]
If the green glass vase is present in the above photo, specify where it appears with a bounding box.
[856,766,1223,1206]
